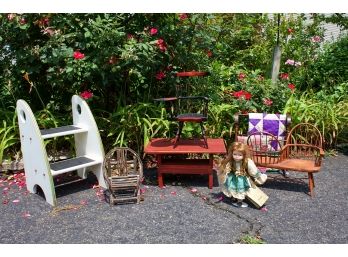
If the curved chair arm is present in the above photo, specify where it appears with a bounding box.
[286,114,292,127]
[154,97,178,120]
[177,96,210,118]
[154,97,178,102]
[278,143,324,166]
[177,96,210,102]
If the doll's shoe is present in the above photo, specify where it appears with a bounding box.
[232,201,248,208]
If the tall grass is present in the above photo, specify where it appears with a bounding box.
[283,86,348,148]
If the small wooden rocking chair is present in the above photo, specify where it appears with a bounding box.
[103,147,143,205]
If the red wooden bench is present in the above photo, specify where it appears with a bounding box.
[144,138,227,188]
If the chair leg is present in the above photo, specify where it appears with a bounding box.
[174,121,184,146]
[281,170,289,177]
[136,188,140,204]
[312,176,315,188]
[110,193,115,206]
[308,173,314,197]
[200,122,208,148]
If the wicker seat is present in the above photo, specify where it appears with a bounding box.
[247,131,282,166]
[103,147,143,205]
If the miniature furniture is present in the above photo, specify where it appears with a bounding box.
[175,71,209,96]
[175,71,209,147]
[144,138,226,188]
[247,131,283,166]
[154,96,210,147]
[103,147,143,205]
[234,113,291,146]
[247,123,324,196]
[16,95,107,206]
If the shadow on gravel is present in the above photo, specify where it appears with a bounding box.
[143,168,220,188]
[53,172,97,198]
[337,144,348,156]
[55,180,93,198]
[263,176,309,194]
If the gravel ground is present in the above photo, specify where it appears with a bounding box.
[0,152,347,244]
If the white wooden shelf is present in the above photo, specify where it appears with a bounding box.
[17,95,107,206]
[50,156,101,176]
[41,125,88,139]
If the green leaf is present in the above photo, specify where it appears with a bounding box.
[84,31,92,38]
[66,67,73,73]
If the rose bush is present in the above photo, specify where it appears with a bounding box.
[0,13,346,154]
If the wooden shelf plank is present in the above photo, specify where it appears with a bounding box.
[41,125,88,139]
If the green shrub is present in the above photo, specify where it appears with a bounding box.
[284,84,348,148]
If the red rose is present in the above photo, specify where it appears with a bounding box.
[150,28,158,36]
[288,83,296,90]
[19,18,27,25]
[263,98,273,106]
[232,90,252,100]
[155,71,166,80]
[7,13,16,21]
[179,13,188,20]
[244,91,252,100]
[238,73,246,80]
[156,38,167,52]
[280,73,289,80]
[80,90,93,100]
[127,34,135,40]
[73,51,85,60]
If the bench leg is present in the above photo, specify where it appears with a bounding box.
[156,155,164,188]
[208,173,213,189]
[158,173,164,188]
[308,173,314,197]
[208,154,213,189]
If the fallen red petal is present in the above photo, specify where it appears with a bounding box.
[190,188,198,193]
[22,212,31,218]
[217,196,224,202]
[260,206,268,212]
[12,199,20,203]
[80,200,88,205]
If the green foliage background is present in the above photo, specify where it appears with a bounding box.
[0,13,347,160]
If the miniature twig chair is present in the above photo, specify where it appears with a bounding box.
[103,147,143,205]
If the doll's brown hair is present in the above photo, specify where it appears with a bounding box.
[220,142,250,176]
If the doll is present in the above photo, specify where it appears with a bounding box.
[218,142,267,208]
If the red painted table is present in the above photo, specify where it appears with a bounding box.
[144,138,227,188]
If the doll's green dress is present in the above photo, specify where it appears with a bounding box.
[221,159,266,200]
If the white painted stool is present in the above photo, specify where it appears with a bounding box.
[16,95,107,206]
